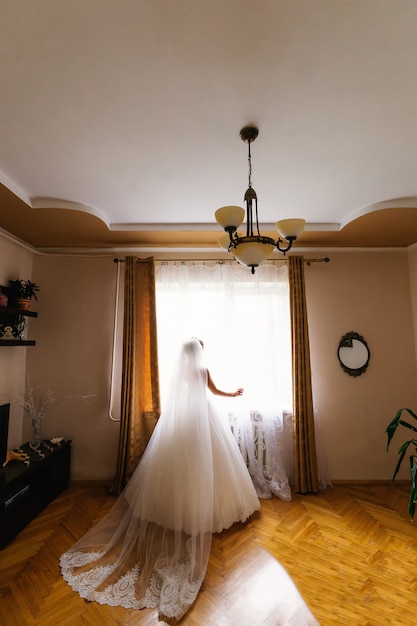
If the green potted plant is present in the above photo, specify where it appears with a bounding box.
[386,408,417,519]
[8,279,40,309]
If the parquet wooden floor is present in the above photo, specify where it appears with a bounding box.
[0,481,416,625]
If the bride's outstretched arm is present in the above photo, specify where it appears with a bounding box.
[207,370,243,398]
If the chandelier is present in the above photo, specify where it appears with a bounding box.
[215,126,305,274]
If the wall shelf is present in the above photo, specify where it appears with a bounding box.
[0,306,38,318]
[0,340,36,346]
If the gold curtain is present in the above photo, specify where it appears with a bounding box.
[110,256,161,495]
[288,255,319,493]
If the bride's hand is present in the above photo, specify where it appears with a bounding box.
[233,388,244,397]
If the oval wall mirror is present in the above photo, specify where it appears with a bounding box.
[338,331,370,377]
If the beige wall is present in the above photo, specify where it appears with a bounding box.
[306,250,417,481]
[2,233,417,482]
[25,253,121,480]
[407,244,417,365]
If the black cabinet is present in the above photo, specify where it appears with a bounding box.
[0,440,71,548]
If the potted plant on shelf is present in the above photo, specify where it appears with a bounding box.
[386,408,417,520]
[8,279,40,309]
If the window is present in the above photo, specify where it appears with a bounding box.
[156,260,295,500]
[155,261,292,412]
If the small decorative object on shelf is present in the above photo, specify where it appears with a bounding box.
[0,317,27,340]
[2,448,31,467]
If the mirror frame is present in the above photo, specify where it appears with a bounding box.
[337,331,370,377]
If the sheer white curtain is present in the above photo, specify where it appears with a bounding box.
[155,261,293,501]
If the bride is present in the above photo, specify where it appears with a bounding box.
[60,337,260,623]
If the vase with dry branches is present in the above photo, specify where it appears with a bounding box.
[13,386,96,448]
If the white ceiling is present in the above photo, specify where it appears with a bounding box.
[1,0,417,245]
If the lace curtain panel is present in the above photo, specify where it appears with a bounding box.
[155,261,294,501]
[229,409,293,500]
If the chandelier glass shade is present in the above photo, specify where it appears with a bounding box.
[215,127,305,274]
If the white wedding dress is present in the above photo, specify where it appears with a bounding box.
[60,338,260,623]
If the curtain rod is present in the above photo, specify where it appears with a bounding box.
[113,257,330,265]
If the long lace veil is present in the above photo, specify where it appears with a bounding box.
[60,338,214,623]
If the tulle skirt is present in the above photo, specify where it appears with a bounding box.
[60,395,259,622]
[124,396,260,534]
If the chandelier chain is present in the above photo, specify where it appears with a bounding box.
[247,140,252,188]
